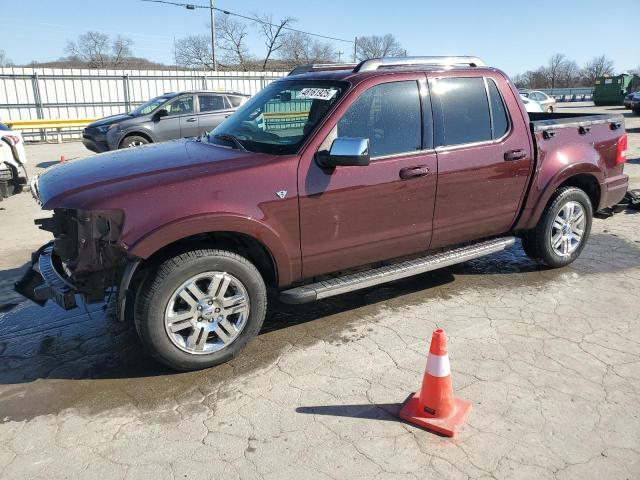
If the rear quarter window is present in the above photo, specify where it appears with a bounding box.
[487,78,510,139]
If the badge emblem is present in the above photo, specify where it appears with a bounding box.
[276,190,287,199]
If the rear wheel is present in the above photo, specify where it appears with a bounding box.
[546,106,554,113]
[120,135,149,148]
[521,187,592,268]
[134,249,267,370]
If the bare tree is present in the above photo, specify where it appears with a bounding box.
[111,36,134,68]
[175,35,213,69]
[216,16,252,71]
[582,55,615,84]
[279,31,334,66]
[0,50,13,67]
[65,31,133,68]
[255,13,295,71]
[544,53,567,89]
[355,34,404,61]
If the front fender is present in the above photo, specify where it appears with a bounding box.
[127,213,300,287]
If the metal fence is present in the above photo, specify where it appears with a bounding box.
[0,67,287,123]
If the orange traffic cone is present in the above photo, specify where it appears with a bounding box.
[399,328,471,437]
[60,155,65,162]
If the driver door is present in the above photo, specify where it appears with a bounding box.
[155,94,197,141]
[297,75,438,278]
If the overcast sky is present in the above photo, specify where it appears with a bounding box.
[2,0,638,75]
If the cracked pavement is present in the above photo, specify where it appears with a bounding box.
[0,104,639,479]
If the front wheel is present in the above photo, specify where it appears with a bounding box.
[521,186,593,268]
[134,249,267,370]
[120,135,149,149]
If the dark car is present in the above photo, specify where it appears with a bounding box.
[18,57,628,371]
[82,90,249,152]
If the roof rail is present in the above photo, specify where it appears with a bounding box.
[353,56,486,72]
[288,63,359,76]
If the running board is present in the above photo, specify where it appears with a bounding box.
[280,237,516,304]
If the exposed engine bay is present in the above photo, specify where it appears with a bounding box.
[33,208,127,303]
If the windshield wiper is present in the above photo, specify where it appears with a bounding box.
[213,133,247,152]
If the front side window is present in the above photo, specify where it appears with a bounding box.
[209,80,347,155]
[433,77,491,146]
[199,95,225,113]
[337,81,422,158]
[165,96,194,116]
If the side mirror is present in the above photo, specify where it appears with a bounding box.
[315,137,370,168]
[155,109,168,120]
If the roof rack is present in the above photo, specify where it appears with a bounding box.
[288,63,358,76]
[353,56,486,72]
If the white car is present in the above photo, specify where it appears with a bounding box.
[520,90,556,112]
[0,122,28,200]
[519,95,544,113]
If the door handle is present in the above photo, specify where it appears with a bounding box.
[399,165,430,179]
[504,149,527,161]
[186,118,197,123]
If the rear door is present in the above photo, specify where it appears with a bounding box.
[429,73,532,248]
[298,75,438,277]
[196,94,234,134]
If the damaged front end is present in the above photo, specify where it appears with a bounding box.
[15,208,129,311]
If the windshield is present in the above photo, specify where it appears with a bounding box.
[129,95,174,116]
[208,80,348,155]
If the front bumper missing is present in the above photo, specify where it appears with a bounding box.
[14,242,78,310]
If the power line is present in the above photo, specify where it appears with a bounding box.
[140,0,355,44]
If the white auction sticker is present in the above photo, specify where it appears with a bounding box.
[299,88,337,100]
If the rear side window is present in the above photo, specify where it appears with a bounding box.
[487,79,510,138]
[337,81,422,158]
[433,77,491,146]
[227,95,244,107]
[199,95,225,112]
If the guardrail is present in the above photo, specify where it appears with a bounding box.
[6,118,96,143]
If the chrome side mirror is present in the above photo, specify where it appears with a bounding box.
[315,137,370,168]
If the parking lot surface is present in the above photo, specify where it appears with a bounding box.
[0,104,639,479]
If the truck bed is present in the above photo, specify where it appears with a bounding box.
[528,112,624,132]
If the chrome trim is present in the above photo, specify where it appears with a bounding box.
[280,237,516,304]
[355,56,486,73]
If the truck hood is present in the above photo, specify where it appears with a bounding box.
[35,139,272,208]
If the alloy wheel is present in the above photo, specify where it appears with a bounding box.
[550,201,586,257]
[164,271,250,354]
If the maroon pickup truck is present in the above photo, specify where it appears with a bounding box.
[16,57,629,370]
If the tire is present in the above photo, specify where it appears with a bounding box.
[134,249,267,370]
[521,186,593,268]
[120,135,149,149]
[546,106,554,113]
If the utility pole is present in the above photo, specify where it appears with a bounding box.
[336,51,343,62]
[209,0,217,73]
[353,37,357,62]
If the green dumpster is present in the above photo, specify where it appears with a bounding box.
[593,74,639,106]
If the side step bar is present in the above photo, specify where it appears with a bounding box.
[280,237,516,304]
